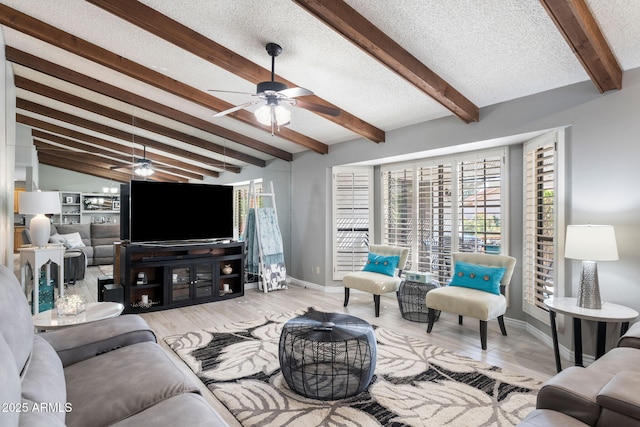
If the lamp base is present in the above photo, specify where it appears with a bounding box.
[30,214,51,247]
[577,260,601,309]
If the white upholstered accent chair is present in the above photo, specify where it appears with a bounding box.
[425,252,516,350]
[343,245,409,317]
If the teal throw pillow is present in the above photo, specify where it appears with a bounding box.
[362,253,399,277]
[449,261,506,295]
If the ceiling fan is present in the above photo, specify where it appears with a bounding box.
[210,42,340,132]
[110,146,154,177]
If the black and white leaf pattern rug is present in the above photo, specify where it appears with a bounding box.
[164,308,540,426]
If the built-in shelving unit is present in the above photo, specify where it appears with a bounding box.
[115,241,244,313]
[53,192,120,225]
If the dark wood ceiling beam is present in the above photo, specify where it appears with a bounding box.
[539,0,622,92]
[39,152,182,183]
[16,100,241,174]
[6,47,293,162]
[0,4,330,153]
[36,151,150,182]
[34,139,134,174]
[15,75,262,168]
[25,117,217,178]
[35,140,187,183]
[29,125,222,178]
[32,132,205,181]
[292,0,479,123]
[86,0,385,144]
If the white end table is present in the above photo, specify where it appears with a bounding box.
[545,297,639,372]
[19,245,65,315]
[32,302,125,331]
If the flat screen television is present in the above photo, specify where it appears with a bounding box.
[121,181,234,243]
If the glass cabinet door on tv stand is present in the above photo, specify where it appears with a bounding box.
[167,263,215,305]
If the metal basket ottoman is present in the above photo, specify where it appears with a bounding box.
[397,278,441,322]
[278,309,377,401]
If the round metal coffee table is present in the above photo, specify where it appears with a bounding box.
[279,309,377,400]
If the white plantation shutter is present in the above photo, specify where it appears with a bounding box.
[416,163,453,284]
[332,167,373,280]
[523,132,564,322]
[382,167,415,272]
[381,149,506,286]
[458,156,503,254]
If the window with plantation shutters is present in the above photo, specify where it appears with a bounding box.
[381,148,507,286]
[332,167,373,280]
[523,131,564,323]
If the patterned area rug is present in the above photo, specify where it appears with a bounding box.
[164,308,540,426]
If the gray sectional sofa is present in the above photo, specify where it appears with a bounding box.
[22,223,120,282]
[0,263,220,426]
[519,322,640,426]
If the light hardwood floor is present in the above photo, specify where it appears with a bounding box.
[63,265,559,426]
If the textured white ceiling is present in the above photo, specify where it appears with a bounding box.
[2,0,640,172]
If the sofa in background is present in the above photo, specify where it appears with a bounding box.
[0,263,221,427]
[519,322,640,426]
[22,223,120,266]
[22,223,120,282]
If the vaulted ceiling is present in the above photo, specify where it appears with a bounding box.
[2,1,639,183]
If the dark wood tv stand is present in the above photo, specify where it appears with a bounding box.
[115,240,245,313]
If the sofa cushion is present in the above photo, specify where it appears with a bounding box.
[518,409,589,426]
[41,315,156,367]
[0,265,35,376]
[588,347,640,376]
[0,333,21,427]
[617,322,640,349]
[17,405,66,427]
[64,341,201,427]
[111,393,221,427]
[20,336,67,425]
[536,366,613,426]
[60,232,85,249]
[54,224,91,248]
[90,223,120,246]
[596,372,640,421]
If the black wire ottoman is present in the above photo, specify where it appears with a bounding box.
[397,278,441,322]
[278,309,377,400]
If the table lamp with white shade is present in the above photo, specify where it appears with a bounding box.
[19,191,61,247]
[564,224,619,309]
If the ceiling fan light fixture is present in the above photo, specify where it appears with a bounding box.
[255,104,291,127]
[134,163,154,177]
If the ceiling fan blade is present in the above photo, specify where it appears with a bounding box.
[207,89,255,96]
[292,99,341,117]
[278,87,313,98]
[213,101,258,117]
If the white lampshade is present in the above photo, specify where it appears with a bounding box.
[19,191,61,247]
[565,225,618,261]
[18,191,61,215]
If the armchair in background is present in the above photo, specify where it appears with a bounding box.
[343,244,409,317]
[425,252,516,350]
